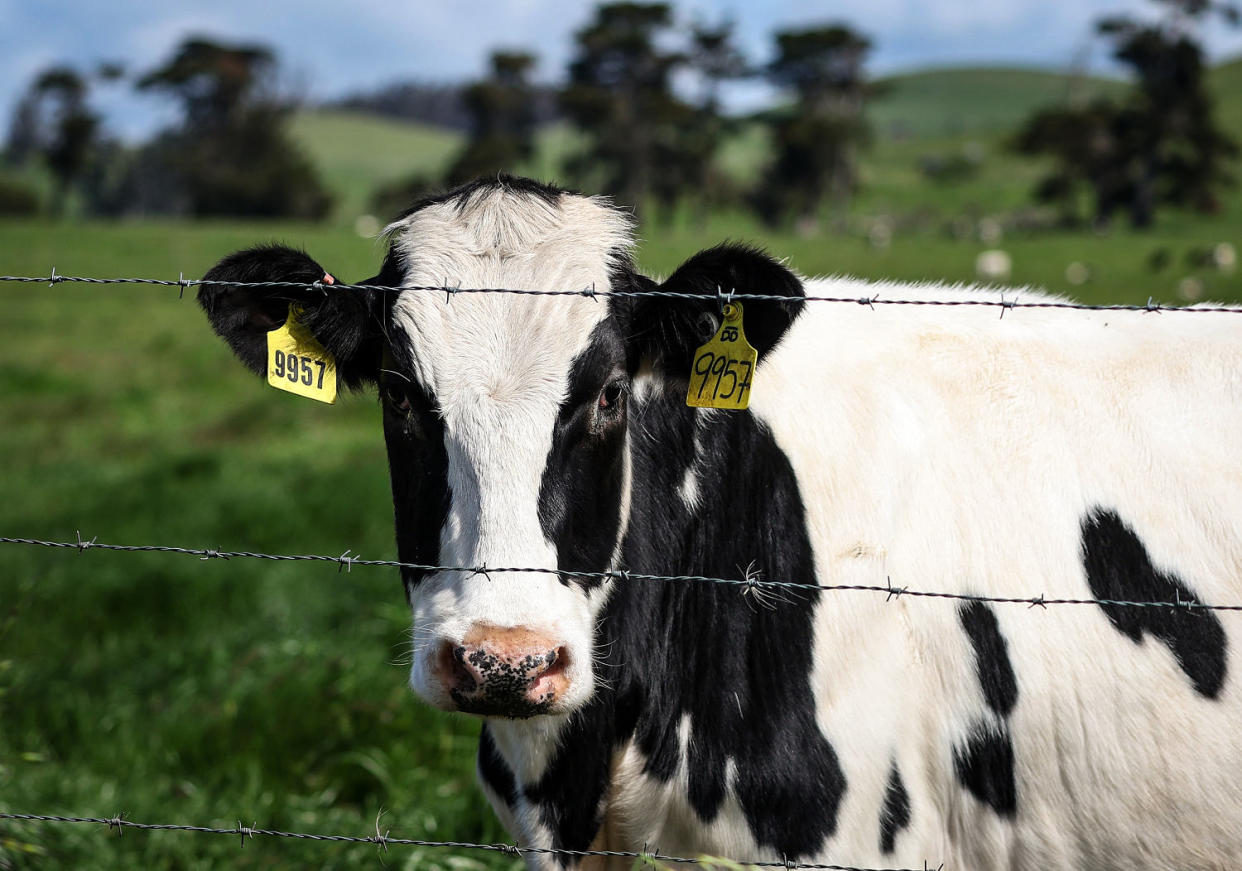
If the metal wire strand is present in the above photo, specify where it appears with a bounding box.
[2,273,1241,314]
[0,813,931,871]
[4,534,1242,613]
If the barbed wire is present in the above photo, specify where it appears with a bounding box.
[2,273,1240,314]
[3,534,1240,614]
[0,813,934,871]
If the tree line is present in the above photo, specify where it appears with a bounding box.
[3,0,1237,231]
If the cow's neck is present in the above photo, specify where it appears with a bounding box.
[602,387,845,854]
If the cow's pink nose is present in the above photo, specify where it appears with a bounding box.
[437,625,569,718]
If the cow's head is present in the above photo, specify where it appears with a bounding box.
[200,177,803,719]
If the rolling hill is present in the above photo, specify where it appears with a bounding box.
[283,59,1242,224]
[868,66,1127,138]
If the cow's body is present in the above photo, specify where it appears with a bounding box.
[199,177,1242,870]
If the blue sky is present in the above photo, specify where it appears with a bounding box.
[2,0,1241,141]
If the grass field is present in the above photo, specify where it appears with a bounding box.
[2,61,1241,870]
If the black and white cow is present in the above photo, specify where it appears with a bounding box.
[199,176,1242,869]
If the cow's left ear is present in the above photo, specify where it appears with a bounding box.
[198,244,384,390]
[619,243,805,378]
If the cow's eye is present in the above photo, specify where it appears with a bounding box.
[598,381,625,412]
[384,385,412,414]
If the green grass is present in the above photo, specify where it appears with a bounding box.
[0,221,516,870]
[3,59,1242,870]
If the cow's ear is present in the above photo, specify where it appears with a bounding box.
[197,244,383,389]
[620,244,805,378]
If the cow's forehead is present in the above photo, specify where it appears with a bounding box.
[385,186,634,414]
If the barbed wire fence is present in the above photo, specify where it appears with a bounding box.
[4,271,1242,869]
[4,272,1242,314]
[4,535,1242,613]
[0,813,944,871]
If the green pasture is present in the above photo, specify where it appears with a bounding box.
[2,61,1242,870]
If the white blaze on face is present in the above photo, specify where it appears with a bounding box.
[387,185,634,713]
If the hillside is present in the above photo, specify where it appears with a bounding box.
[1210,56,1242,138]
[288,110,462,221]
[868,66,1127,138]
[288,60,1241,224]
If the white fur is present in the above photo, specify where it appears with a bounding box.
[738,277,1242,869]
[389,186,633,714]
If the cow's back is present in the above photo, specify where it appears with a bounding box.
[745,279,1242,868]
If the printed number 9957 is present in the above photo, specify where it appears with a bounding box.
[272,349,326,389]
[692,351,753,403]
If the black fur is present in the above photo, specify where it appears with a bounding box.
[953,724,1017,817]
[586,385,844,857]
[959,602,1019,717]
[197,244,383,389]
[381,324,451,599]
[1081,508,1227,699]
[953,603,1019,816]
[537,321,630,592]
[478,725,518,808]
[879,762,911,855]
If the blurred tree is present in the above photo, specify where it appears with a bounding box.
[137,37,332,219]
[1015,0,1239,228]
[675,18,749,226]
[3,67,101,215]
[560,2,690,214]
[3,92,42,167]
[445,51,540,185]
[754,25,872,230]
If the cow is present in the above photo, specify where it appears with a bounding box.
[198,175,1242,870]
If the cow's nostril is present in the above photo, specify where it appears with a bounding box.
[543,646,567,678]
[439,641,479,692]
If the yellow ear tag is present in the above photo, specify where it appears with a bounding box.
[266,303,337,404]
[686,302,757,410]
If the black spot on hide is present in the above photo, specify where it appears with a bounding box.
[1081,508,1227,699]
[879,762,911,854]
[953,724,1016,817]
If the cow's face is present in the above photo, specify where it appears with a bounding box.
[198,177,803,721]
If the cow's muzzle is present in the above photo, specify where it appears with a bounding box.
[435,624,569,718]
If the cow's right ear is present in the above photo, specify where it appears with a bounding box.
[617,243,805,379]
[198,244,383,389]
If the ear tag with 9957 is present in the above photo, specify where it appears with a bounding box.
[686,302,757,410]
[266,303,337,404]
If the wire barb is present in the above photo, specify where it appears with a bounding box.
[885,576,908,602]
[338,549,356,574]
[371,811,391,853]
[75,530,97,554]
[998,293,1018,320]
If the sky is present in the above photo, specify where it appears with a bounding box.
[2,0,1241,141]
